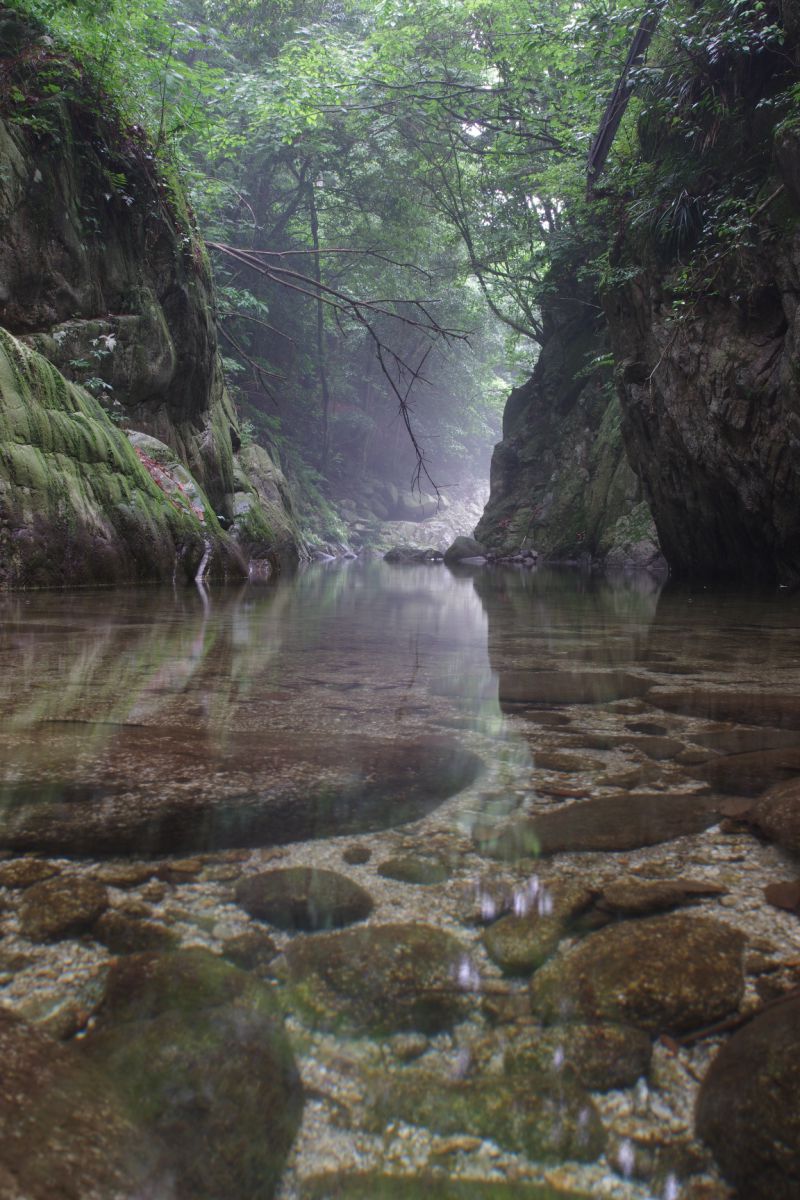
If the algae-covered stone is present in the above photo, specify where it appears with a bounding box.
[222,928,278,972]
[284,923,473,1035]
[482,882,596,976]
[82,950,302,1200]
[0,858,60,889]
[364,1069,605,1162]
[377,856,450,886]
[18,876,108,942]
[696,993,800,1200]
[596,877,726,917]
[92,909,178,955]
[0,1006,167,1198]
[306,1176,592,1199]
[504,1022,652,1091]
[236,866,373,932]
[530,914,745,1034]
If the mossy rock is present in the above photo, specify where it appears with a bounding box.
[283,923,473,1036]
[306,1175,593,1199]
[81,950,303,1200]
[363,1068,605,1162]
[377,856,450,886]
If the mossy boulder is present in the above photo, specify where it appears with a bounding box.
[377,856,451,886]
[283,923,473,1036]
[745,776,800,856]
[81,949,303,1200]
[0,1005,167,1198]
[18,876,108,942]
[530,914,745,1034]
[503,1022,652,1091]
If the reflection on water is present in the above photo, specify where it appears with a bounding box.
[1,564,800,1200]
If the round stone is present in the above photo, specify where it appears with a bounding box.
[235,867,373,932]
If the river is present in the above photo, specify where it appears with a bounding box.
[0,561,798,1200]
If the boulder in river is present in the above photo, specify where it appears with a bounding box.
[305,1176,593,1199]
[696,993,800,1200]
[0,732,482,858]
[0,1005,168,1198]
[503,1022,653,1091]
[530,914,745,1034]
[473,792,721,860]
[18,876,108,943]
[745,776,800,856]
[443,535,487,564]
[81,949,303,1200]
[377,855,450,885]
[235,866,373,931]
[284,923,473,1035]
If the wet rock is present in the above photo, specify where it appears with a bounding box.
[222,929,278,971]
[624,735,685,760]
[18,877,108,942]
[596,877,726,917]
[695,746,800,796]
[474,792,721,860]
[82,949,302,1200]
[530,915,745,1034]
[504,1023,652,1091]
[154,857,204,884]
[284,923,473,1035]
[651,688,800,730]
[377,856,450,886]
[606,1128,707,1190]
[342,844,371,865]
[0,1006,168,1198]
[235,867,373,932]
[305,1176,593,1199]
[363,1069,605,1162]
[92,910,178,954]
[384,546,442,564]
[533,750,604,773]
[746,776,800,855]
[0,858,60,889]
[481,882,597,976]
[696,994,800,1200]
[688,726,800,756]
[0,734,482,857]
[12,968,109,1041]
[93,863,157,888]
[387,1032,429,1062]
[443,536,487,564]
[763,880,800,915]
[499,669,650,708]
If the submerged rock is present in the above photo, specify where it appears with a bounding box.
[82,950,302,1200]
[305,1176,593,1199]
[235,866,373,932]
[498,669,650,708]
[695,746,800,796]
[92,910,178,955]
[474,792,721,860]
[696,994,800,1199]
[443,536,487,564]
[530,914,745,1034]
[364,1069,605,1162]
[651,688,800,730]
[18,877,108,943]
[377,856,450,885]
[283,923,473,1035]
[745,776,800,856]
[504,1022,652,1091]
[595,877,726,917]
[0,734,482,858]
[0,858,60,889]
[481,882,597,976]
[0,1006,167,1198]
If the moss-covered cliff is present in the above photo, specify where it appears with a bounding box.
[0,5,302,586]
[474,277,663,571]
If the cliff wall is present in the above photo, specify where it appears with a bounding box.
[0,6,301,586]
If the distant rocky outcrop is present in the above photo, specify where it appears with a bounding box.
[473,277,663,572]
[0,6,302,586]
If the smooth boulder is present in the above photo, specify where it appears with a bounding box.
[530,914,745,1034]
[236,867,373,931]
[696,994,800,1199]
[746,776,800,855]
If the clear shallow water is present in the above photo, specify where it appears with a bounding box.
[0,563,799,1200]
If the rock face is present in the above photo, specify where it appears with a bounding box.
[696,994,800,1199]
[0,8,300,585]
[530,914,745,1034]
[81,950,303,1200]
[474,277,662,571]
[603,0,800,582]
